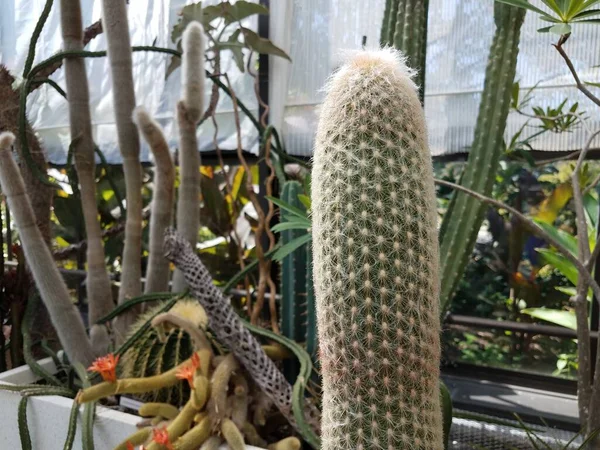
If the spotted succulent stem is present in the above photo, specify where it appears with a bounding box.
[312,50,443,449]
[163,228,318,436]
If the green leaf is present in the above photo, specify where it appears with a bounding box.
[241,27,291,61]
[556,358,568,370]
[171,3,204,44]
[267,195,308,220]
[573,8,600,18]
[202,1,269,26]
[228,1,269,23]
[224,29,245,72]
[511,81,520,109]
[541,0,567,17]
[549,23,572,34]
[521,307,577,330]
[584,192,599,229]
[538,25,554,32]
[273,233,312,261]
[297,194,312,210]
[585,80,600,87]
[537,248,579,285]
[573,17,600,21]
[534,219,578,255]
[555,286,577,297]
[271,222,311,233]
[566,0,586,17]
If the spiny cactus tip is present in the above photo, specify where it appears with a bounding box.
[0,132,15,150]
[332,48,418,91]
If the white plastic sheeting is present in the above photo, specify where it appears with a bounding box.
[283,0,600,157]
[0,0,262,164]
[1,0,599,162]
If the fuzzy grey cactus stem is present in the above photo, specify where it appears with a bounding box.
[173,21,205,292]
[312,50,443,449]
[101,0,143,337]
[0,133,95,365]
[133,107,175,294]
[60,0,113,353]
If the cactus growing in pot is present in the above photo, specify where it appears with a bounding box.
[311,49,443,449]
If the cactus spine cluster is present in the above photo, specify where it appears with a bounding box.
[380,0,429,103]
[438,2,526,312]
[312,49,443,449]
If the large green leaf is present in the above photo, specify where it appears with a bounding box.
[267,195,309,220]
[537,248,579,285]
[271,221,311,233]
[273,233,312,262]
[534,220,578,255]
[241,27,291,61]
[521,307,577,330]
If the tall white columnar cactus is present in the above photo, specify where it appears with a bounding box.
[312,49,443,450]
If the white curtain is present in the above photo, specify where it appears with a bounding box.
[282,0,600,157]
[2,0,599,162]
[0,0,260,164]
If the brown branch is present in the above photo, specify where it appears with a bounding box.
[32,20,103,85]
[434,178,600,303]
[247,54,278,332]
[554,42,600,108]
[222,74,272,329]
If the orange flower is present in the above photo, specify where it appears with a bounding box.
[152,426,173,449]
[87,353,119,383]
[176,353,200,389]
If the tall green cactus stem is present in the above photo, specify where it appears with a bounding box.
[279,181,309,345]
[438,3,525,313]
[380,0,429,103]
[312,50,443,449]
[279,180,316,379]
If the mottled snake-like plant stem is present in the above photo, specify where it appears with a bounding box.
[312,50,443,449]
[163,228,314,434]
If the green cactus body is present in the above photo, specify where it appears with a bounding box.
[380,0,429,103]
[280,181,309,344]
[120,299,207,406]
[312,50,443,450]
[438,3,526,312]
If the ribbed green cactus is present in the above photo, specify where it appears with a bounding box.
[380,0,429,103]
[312,49,443,450]
[120,299,208,406]
[279,180,318,379]
[280,181,309,345]
[438,3,526,312]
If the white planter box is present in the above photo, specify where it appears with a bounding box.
[0,358,265,450]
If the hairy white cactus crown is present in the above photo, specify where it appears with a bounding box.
[312,48,443,450]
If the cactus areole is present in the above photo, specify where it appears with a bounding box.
[312,49,443,449]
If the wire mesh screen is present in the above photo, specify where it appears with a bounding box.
[449,410,582,450]
[283,0,600,157]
